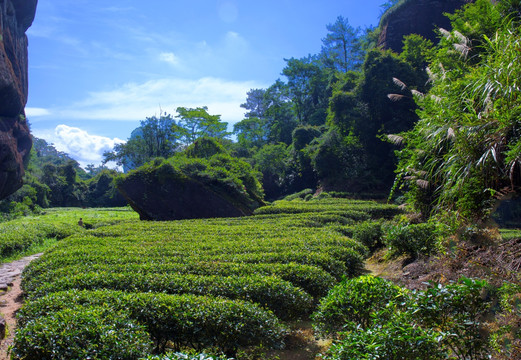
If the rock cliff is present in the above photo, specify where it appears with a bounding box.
[378,0,470,52]
[0,0,36,199]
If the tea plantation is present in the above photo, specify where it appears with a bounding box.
[4,198,400,359]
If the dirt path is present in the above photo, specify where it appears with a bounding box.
[0,254,42,360]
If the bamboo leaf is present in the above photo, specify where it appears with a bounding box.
[387,94,406,102]
[392,77,407,91]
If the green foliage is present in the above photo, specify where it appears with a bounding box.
[185,137,228,159]
[282,188,314,201]
[119,150,265,212]
[291,125,322,151]
[83,170,127,207]
[252,143,290,200]
[312,275,406,335]
[12,305,152,360]
[314,276,494,360]
[282,56,331,126]
[383,222,437,259]
[27,272,313,320]
[399,34,435,72]
[14,198,385,356]
[176,106,230,143]
[25,261,335,300]
[321,16,363,72]
[144,353,231,360]
[490,282,521,358]
[103,113,183,170]
[311,129,367,189]
[394,2,521,222]
[352,220,384,252]
[233,117,268,148]
[0,207,137,261]
[17,290,286,356]
[413,277,492,359]
[254,198,401,220]
[322,310,445,360]
[103,109,229,171]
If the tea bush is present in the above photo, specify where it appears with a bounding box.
[314,276,495,360]
[384,222,437,258]
[143,353,232,360]
[17,290,287,356]
[27,272,313,320]
[15,198,382,356]
[25,261,335,299]
[352,220,384,252]
[12,305,152,360]
[322,311,445,360]
[412,277,492,359]
[312,275,407,335]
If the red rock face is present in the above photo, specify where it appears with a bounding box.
[378,0,470,53]
[0,0,37,200]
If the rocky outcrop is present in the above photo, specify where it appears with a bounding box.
[116,156,265,221]
[0,0,36,199]
[378,0,470,52]
[118,170,256,221]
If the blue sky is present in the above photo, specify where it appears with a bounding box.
[25,0,385,167]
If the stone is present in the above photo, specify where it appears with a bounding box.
[118,171,256,221]
[378,0,470,53]
[117,161,264,221]
[0,0,37,200]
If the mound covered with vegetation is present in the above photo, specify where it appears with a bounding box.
[116,138,265,220]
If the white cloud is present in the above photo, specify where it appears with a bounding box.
[159,52,180,66]
[53,77,266,125]
[25,107,51,117]
[33,125,125,168]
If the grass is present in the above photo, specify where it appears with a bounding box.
[0,237,59,263]
[0,207,138,263]
[499,228,521,241]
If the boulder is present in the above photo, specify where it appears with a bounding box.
[0,0,37,200]
[118,170,253,221]
[378,0,470,52]
[116,157,265,221]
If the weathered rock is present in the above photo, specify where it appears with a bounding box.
[378,0,470,52]
[0,0,37,200]
[117,160,264,221]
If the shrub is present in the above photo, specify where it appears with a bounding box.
[352,220,384,252]
[384,222,437,258]
[413,277,492,360]
[312,275,407,335]
[17,290,287,356]
[490,282,521,359]
[143,352,232,360]
[12,305,152,360]
[24,261,335,300]
[322,311,445,360]
[283,188,314,201]
[27,273,313,320]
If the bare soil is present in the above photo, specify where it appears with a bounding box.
[0,254,42,360]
